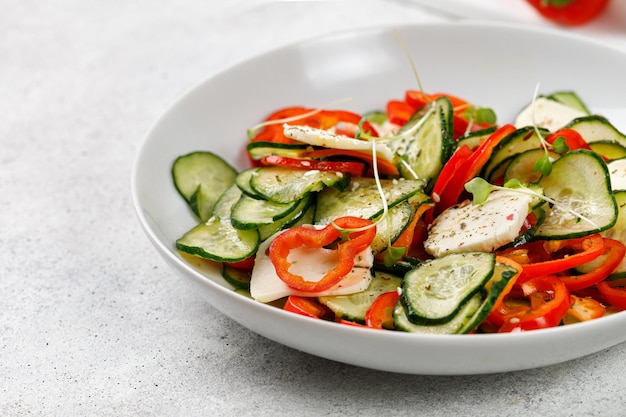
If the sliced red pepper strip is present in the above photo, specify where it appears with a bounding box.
[306,148,399,176]
[269,216,376,293]
[365,291,400,330]
[517,234,605,281]
[283,295,332,319]
[260,155,366,177]
[249,107,378,145]
[430,144,473,203]
[557,238,626,291]
[386,100,416,126]
[545,128,591,152]
[597,277,626,310]
[436,124,516,213]
[491,275,571,332]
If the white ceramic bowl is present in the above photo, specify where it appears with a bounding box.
[132,22,626,375]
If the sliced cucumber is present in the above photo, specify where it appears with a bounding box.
[235,168,264,199]
[456,259,521,333]
[257,195,315,241]
[599,190,626,274]
[590,141,626,161]
[318,271,402,324]
[314,177,427,225]
[249,166,349,203]
[545,91,590,114]
[536,150,617,239]
[401,252,495,325]
[565,115,626,148]
[456,126,498,151]
[369,202,413,255]
[394,292,482,334]
[503,148,560,185]
[246,141,315,161]
[172,151,237,221]
[230,193,300,230]
[388,97,454,189]
[222,264,252,290]
[482,126,548,180]
[176,185,260,262]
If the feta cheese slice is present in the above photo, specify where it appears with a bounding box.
[424,190,535,257]
[250,230,374,303]
[608,158,626,191]
[515,97,587,132]
[283,124,395,163]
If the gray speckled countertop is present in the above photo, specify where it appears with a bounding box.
[3,1,626,415]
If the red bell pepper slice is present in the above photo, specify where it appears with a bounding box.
[430,144,473,204]
[545,128,591,152]
[597,277,626,310]
[283,295,332,319]
[306,148,399,176]
[386,100,416,126]
[436,124,516,212]
[514,234,605,282]
[249,107,378,145]
[365,291,400,330]
[269,216,376,293]
[489,275,571,332]
[557,238,626,291]
[260,155,366,177]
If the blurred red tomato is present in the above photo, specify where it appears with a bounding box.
[526,0,610,26]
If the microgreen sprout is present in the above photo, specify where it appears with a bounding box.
[529,83,559,177]
[458,104,497,135]
[464,177,599,228]
[246,97,352,139]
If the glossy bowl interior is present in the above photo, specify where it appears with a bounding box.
[132,21,626,375]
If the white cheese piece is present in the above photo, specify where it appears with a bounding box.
[424,190,534,257]
[250,231,374,303]
[283,124,395,163]
[608,158,626,191]
[514,97,587,132]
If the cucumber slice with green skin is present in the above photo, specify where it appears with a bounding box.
[172,151,238,221]
[597,190,626,275]
[369,202,413,255]
[565,115,626,148]
[257,195,314,241]
[394,292,483,334]
[249,166,349,203]
[535,150,617,239]
[456,126,498,151]
[235,168,265,200]
[545,91,590,114]
[590,141,626,161]
[230,194,301,230]
[482,126,548,180]
[389,97,454,189]
[246,141,316,161]
[222,264,252,290]
[503,148,561,185]
[456,259,521,334]
[401,252,495,325]
[318,271,403,324]
[314,177,427,225]
[176,185,260,262]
